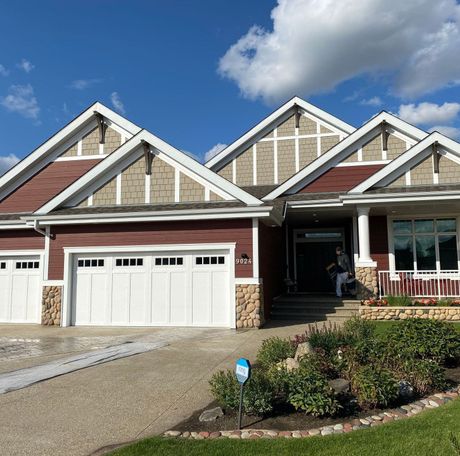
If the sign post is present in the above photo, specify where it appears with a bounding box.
[235,358,251,430]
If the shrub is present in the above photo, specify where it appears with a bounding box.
[300,348,343,379]
[286,367,340,417]
[305,322,349,355]
[256,337,295,371]
[209,370,274,416]
[343,317,375,341]
[392,359,446,396]
[387,295,412,307]
[351,365,399,408]
[384,318,460,364]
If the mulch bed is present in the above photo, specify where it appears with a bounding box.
[172,366,460,433]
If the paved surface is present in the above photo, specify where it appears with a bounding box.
[0,322,306,456]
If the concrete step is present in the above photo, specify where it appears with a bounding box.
[270,314,353,323]
[271,310,359,319]
[271,303,360,311]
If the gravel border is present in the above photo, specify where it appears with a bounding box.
[163,388,459,440]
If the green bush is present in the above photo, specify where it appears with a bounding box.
[393,359,446,396]
[209,370,274,416]
[384,318,460,364]
[286,367,340,417]
[343,317,375,341]
[351,365,399,409]
[306,323,349,356]
[256,337,295,371]
[387,295,412,306]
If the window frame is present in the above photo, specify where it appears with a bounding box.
[390,217,459,272]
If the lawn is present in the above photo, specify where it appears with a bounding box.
[369,320,460,337]
[111,397,460,456]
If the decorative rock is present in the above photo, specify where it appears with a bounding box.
[164,430,181,437]
[199,407,224,422]
[328,378,350,395]
[308,429,320,436]
[294,342,313,360]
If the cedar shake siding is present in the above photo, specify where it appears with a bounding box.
[258,223,283,317]
[369,216,389,271]
[0,229,44,250]
[299,165,385,193]
[48,219,253,280]
[0,160,100,213]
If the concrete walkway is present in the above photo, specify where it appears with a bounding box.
[0,322,306,456]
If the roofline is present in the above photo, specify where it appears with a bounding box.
[262,111,428,200]
[0,101,142,202]
[24,205,275,225]
[34,130,263,215]
[205,96,356,169]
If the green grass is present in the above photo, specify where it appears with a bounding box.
[370,321,460,337]
[111,398,460,456]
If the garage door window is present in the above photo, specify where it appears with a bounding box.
[0,262,6,269]
[154,257,184,266]
[78,259,104,268]
[115,258,144,267]
[15,261,40,269]
[195,256,225,265]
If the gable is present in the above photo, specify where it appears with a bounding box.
[217,112,344,188]
[73,147,230,209]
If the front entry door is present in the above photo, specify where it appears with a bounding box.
[295,230,345,293]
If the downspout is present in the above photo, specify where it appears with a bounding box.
[33,219,47,237]
[283,202,290,280]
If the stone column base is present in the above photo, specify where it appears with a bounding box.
[355,266,378,300]
[235,283,264,329]
[41,286,62,326]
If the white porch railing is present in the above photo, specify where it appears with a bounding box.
[378,270,460,299]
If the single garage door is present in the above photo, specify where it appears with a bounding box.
[71,250,231,327]
[0,256,42,323]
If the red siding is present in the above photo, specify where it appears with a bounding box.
[0,229,44,250]
[49,219,253,280]
[258,223,283,318]
[0,160,101,213]
[370,216,389,270]
[299,165,385,193]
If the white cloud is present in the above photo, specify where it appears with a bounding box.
[360,96,383,107]
[17,58,34,73]
[0,64,9,77]
[70,79,102,90]
[0,84,40,119]
[429,125,460,139]
[218,0,460,103]
[0,153,20,175]
[397,102,460,125]
[110,92,125,115]
[205,143,227,162]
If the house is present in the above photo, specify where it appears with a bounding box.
[1,97,460,329]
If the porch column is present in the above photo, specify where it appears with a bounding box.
[357,207,372,264]
[355,206,378,300]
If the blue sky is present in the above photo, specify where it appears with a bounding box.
[1,0,460,170]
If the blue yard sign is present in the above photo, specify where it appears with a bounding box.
[235,358,251,384]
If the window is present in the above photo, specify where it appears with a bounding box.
[15,261,40,270]
[393,218,458,271]
[195,256,225,266]
[77,259,104,268]
[115,258,143,267]
[0,262,6,270]
[154,257,183,266]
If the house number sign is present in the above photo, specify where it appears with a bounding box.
[235,258,252,265]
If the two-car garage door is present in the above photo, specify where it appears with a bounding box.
[71,249,232,327]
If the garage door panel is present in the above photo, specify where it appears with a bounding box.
[88,274,108,324]
[192,271,211,325]
[0,275,10,320]
[111,273,130,324]
[151,272,169,324]
[170,271,188,325]
[211,271,229,326]
[128,273,148,324]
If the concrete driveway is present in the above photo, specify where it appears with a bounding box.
[0,322,306,456]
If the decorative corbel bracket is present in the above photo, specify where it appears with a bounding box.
[94,112,107,144]
[381,120,389,152]
[432,141,440,174]
[142,140,154,175]
[294,104,301,129]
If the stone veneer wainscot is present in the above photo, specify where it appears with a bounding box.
[360,306,460,321]
[41,285,62,326]
[235,284,264,328]
[355,266,378,300]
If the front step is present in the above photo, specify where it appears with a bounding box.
[271,293,360,322]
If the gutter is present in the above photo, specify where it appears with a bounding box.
[33,219,47,236]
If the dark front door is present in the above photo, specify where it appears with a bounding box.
[296,241,344,292]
